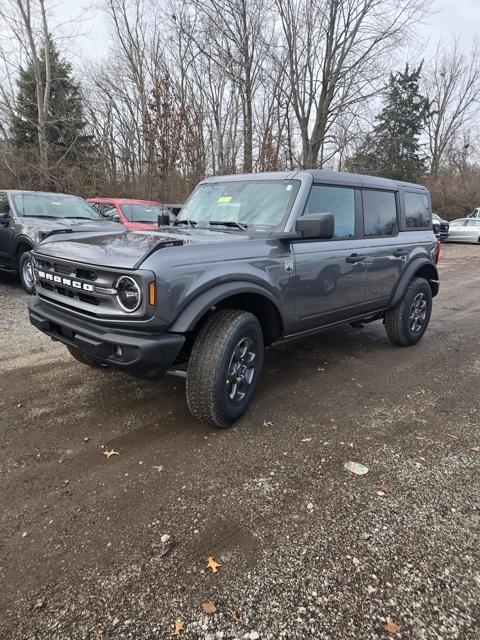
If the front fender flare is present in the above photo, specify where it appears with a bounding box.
[389,259,439,308]
[169,281,283,333]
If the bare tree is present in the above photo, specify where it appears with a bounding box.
[275,0,429,168]
[0,0,53,179]
[424,40,480,177]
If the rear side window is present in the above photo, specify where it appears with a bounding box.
[405,192,430,228]
[304,185,355,238]
[467,219,480,227]
[362,190,397,236]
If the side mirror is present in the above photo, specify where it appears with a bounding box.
[158,212,171,226]
[0,211,11,223]
[295,213,334,240]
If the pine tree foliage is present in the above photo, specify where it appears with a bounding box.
[348,65,433,182]
[11,37,94,165]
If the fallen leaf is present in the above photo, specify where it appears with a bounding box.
[344,461,369,476]
[367,585,376,595]
[263,420,273,427]
[384,618,400,634]
[377,482,391,494]
[201,601,217,614]
[471,447,480,453]
[152,465,164,471]
[206,555,221,573]
[300,437,312,442]
[352,557,360,567]
[170,620,185,636]
[103,449,119,459]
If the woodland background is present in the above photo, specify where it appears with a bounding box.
[1,0,480,218]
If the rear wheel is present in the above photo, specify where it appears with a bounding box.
[67,345,107,368]
[18,250,35,294]
[384,277,432,346]
[186,309,264,427]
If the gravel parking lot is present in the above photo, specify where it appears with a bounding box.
[0,243,479,640]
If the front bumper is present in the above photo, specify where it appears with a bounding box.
[28,297,185,378]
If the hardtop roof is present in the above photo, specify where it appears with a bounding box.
[201,169,427,191]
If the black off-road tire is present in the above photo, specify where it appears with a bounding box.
[186,309,264,428]
[18,250,35,294]
[384,277,432,346]
[67,345,107,368]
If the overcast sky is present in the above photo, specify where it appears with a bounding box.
[50,0,480,69]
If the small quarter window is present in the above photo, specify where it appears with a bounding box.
[405,192,430,228]
[304,185,355,238]
[362,190,397,236]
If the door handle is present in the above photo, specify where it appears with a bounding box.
[393,248,409,257]
[346,253,366,263]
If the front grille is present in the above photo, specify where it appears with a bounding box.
[33,252,150,321]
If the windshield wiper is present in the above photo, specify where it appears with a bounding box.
[173,219,197,227]
[208,220,248,232]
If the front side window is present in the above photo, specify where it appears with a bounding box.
[362,190,397,236]
[405,192,430,228]
[450,219,466,227]
[0,192,9,214]
[178,180,300,229]
[303,185,355,238]
[12,193,102,220]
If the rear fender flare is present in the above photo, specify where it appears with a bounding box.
[389,259,439,308]
[169,281,283,334]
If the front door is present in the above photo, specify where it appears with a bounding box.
[0,192,15,267]
[293,184,367,332]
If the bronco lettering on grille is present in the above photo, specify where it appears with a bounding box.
[37,270,94,292]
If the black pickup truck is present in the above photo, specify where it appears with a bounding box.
[28,170,440,427]
[0,190,120,292]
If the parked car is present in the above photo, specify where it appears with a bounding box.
[0,190,121,293]
[445,217,480,243]
[432,213,449,242]
[28,170,439,427]
[87,198,176,230]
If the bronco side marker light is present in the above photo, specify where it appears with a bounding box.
[148,281,156,306]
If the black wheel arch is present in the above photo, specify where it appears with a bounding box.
[389,259,439,309]
[169,282,284,346]
[15,238,34,266]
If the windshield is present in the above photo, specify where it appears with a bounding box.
[13,193,102,220]
[177,180,300,229]
[120,203,168,223]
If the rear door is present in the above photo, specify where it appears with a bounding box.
[465,219,480,241]
[361,188,407,307]
[293,183,367,332]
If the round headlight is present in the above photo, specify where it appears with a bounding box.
[115,276,142,312]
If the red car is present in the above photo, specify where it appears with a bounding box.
[86,197,174,231]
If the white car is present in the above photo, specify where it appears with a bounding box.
[446,218,480,243]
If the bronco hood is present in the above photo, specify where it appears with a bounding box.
[35,227,247,269]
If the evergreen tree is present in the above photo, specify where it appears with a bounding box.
[347,64,433,182]
[11,37,94,165]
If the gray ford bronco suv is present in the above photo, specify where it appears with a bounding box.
[28,170,440,427]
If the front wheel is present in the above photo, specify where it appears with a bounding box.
[384,277,432,346]
[18,250,35,294]
[186,309,264,427]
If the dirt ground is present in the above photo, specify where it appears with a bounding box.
[0,244,479,640]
